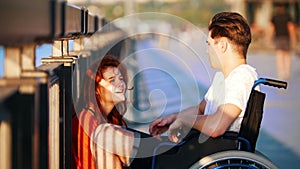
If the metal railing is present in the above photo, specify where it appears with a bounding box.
[0,1,129,169]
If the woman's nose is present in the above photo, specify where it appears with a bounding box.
[116,79,125,88]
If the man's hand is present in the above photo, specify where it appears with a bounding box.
[149,114,177,136]
[167,119,183,143]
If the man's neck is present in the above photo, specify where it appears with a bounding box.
[222,57,246,78]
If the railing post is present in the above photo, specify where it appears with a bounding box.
[4,47,21,78]
[42,38,74,169]
[73,37,84,52]
[1,42,49,169]
[52,40,69,57]
[0,116,12,169]
[21,44,36,71]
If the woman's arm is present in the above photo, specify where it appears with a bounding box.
[91,123,140,166]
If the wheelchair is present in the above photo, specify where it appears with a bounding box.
[151,77,287,169]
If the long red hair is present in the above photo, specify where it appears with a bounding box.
[94,55,128,126]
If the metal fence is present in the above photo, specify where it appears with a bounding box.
[0,1,130,169]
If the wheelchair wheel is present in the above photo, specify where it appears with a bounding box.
[189,150,278,169]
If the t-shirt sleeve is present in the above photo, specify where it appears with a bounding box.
[204,72,221,102]
[224,69,256,113]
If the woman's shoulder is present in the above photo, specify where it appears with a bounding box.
[77,107,98,127]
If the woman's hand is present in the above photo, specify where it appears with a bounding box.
[149,114,177,136]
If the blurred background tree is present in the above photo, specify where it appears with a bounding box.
[101,0,230,27]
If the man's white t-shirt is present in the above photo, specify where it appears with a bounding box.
[204,64,258,132]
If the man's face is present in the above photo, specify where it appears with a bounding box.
[206,32,222,70]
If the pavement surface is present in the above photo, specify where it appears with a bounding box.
[124,32,300,169]
[248,50,300,169]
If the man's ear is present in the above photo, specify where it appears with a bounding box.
[217,37,228,53]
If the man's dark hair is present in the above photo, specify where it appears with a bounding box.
[208,12,251,57]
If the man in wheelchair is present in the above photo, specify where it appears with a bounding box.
[148,11,258,169]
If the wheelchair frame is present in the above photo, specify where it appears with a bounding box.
[189,77,287,169]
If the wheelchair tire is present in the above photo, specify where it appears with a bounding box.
[189,150,278,169]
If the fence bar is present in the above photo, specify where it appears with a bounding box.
[4,47,21,78]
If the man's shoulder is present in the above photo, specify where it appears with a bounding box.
[237,64,256,71]
[229,64,258,82]
[233,64,257,75]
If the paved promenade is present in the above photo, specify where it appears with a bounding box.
[248,50,300,169]
[125,34,300,169]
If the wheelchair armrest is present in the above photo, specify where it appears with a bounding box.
[220,132,252,152]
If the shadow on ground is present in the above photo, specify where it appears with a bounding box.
[257,130,300,169]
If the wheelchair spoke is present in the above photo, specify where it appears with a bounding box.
[192,151,277,169]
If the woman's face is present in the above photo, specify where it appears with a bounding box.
[97,66,126,105]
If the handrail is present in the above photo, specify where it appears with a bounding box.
[0,1,131,169]
[0,1,102,46]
